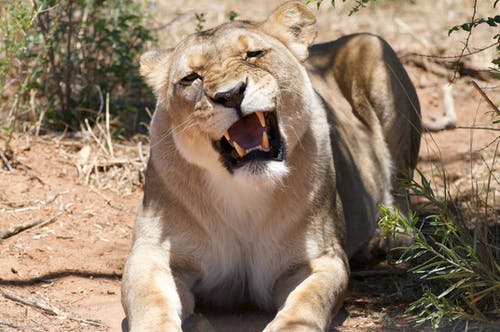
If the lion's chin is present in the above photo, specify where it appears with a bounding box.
[232,160,289,187]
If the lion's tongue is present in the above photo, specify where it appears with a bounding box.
[227,113,268,155]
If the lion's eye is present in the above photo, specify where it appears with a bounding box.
[246,50,265,59]
[179,72,201,86]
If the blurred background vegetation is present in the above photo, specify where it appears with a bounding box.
[0,0,157,138]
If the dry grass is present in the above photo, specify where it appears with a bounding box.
[58,98,148,196]
[62,141,146,195]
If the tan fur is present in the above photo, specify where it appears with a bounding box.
[122,1,421,331]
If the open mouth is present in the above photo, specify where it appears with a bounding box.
[213,111,285,171]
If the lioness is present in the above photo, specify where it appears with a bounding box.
[122,1,421,331]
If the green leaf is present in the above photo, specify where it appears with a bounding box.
[486,18,497,27]
[461,23,471,31]
[228,10,238,22]
[448,26,460,35]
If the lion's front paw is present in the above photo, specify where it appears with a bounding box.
[263,317,323,332]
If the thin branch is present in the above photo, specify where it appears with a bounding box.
[402,53,491,81]
[149,10,196,31]
[451,0,478,83]
[0,288,106,328]
[470,80,500,115]
[478,136,500,153]
[399,41,499,61]
[454,126,500,132]
[0,212,63,240]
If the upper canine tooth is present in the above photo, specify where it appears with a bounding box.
[233,141,246,158]
[261,131,270,151]
[224,131,230,141]
[256,111,266,127]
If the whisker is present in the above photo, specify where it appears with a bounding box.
[150,115,196,149]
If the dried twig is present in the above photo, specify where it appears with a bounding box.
[105,92,114,157]
[89,187,123,210]
[455,126,500,131]
[0,212,62,240]
[400,41,499,61]
[1,288,61,316]
[401,54,491,81]
[470,80,500,115]
[150,10,196,31]
[0,192,63,210]
[89,158,141,168]
[0,320,26,331]
[0,150,15,173]
[0,288,106,328]
[137,142,147,169]
[83,118,108,155]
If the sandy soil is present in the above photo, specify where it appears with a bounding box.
[0,1,498,331]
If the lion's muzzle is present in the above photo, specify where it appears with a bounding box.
[213,110,285,172]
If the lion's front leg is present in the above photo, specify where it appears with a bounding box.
[121,243,194,332]
[265,254,349,332]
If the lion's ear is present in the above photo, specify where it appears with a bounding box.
[261,1,317,61]
[140,49,173,92]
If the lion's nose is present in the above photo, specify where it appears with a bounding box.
[211,81,246,109]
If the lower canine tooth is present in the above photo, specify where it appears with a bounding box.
[233,142,246,157]
[262,131,270,151]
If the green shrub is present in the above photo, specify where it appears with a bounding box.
[379,170,500,329]
[448,13,500,80]
[0,0,156,134]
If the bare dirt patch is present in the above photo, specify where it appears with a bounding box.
[0,137,140,331]
[1,1,498,331]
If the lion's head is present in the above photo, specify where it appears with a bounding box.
[141,1,318,183]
